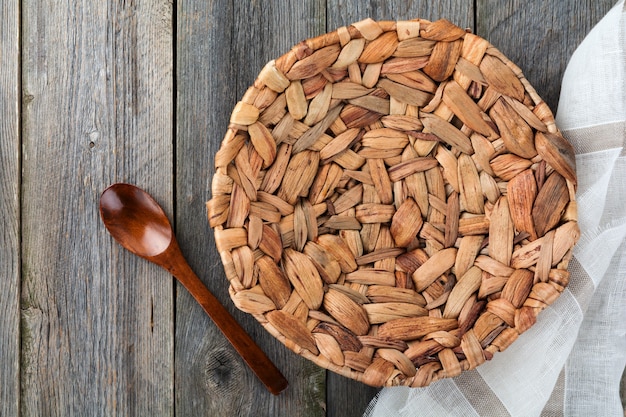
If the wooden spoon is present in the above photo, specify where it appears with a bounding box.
[99,183,288,395]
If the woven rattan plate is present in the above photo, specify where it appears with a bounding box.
[207,18,580,387]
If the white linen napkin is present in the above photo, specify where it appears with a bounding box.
[364,1,626,415]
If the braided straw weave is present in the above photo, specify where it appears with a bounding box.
[207,18,580,387]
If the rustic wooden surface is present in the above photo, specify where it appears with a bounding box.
[0,1,20,416]
[0,0,620,416]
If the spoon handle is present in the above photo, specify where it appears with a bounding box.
[156,243,288,395]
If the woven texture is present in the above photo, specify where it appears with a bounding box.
[207,18,579,387]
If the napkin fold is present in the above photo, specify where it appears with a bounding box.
[364,1,626,416]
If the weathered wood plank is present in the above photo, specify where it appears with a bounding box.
[0,1,20,416]
[20,1,174,416]
[326,0,473,31]
[323,3,474,416]
[175,1,326,416]
[476,0,616,112]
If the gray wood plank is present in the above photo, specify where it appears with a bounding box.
[323,4,474,416]
[20,1,174,415]
[0,1,20,416]
[476,0,616,113]
[326,0,473,31]
[175,1,326,416]
[619,368,626,410]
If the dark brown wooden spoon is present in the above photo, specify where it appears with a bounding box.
[99,183,288,395]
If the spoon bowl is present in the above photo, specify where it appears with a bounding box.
[100,183,288,395]
[100,183,172,257]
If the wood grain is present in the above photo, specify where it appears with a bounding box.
[476,0,616,112]
[175,1,326,416]
[0,1,20,416]
[20,1,174,415]
[326,0,473,31]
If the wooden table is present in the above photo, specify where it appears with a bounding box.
[1,1,620,416]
